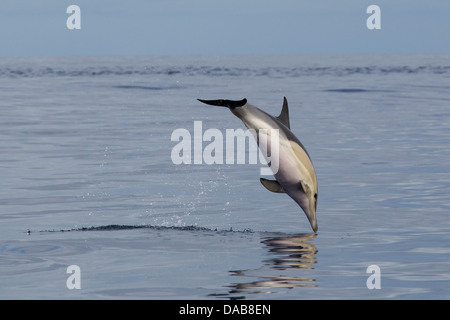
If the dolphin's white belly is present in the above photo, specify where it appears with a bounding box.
[274,145,303,186]
[258,129,314,194]
[257,130,303,185]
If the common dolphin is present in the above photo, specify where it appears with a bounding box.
[197,97,318,232]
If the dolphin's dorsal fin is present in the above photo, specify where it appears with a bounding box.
[276,97,290,129]
[260,178,285,193]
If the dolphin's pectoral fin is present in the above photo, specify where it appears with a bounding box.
[276,97,290,129]
[260,178,285,193]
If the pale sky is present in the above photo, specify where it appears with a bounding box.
[0,0,449,56]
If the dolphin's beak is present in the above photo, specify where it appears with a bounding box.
[294,188,318,233]
[307,200,318,233]
[308,213,318,233]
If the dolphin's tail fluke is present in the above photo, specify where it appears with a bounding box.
[197,98,247,109]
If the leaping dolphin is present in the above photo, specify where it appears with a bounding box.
[197,97,318,232]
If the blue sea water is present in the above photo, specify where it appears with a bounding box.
[0,54,449,299]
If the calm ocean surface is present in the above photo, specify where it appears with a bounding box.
[0,55,449,299]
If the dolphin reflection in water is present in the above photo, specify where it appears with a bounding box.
[209,233,317,299]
